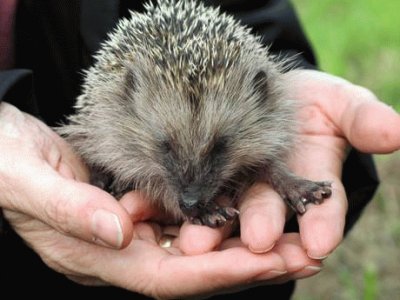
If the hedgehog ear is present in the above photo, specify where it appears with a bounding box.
[252,70,269,96]
[252,70,268,93]
[124,65,139,94]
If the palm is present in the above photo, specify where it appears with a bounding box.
[4,205,318,299]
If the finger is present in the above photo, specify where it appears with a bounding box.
[53,221,284,299]
[3,165,133,249]
[221,233,322,273]
[285,69,400,153]
[238,182,286,253]
[52,140,90,182]
[291,135,347,259]
[299,184,346,260]
[99,241,287,299]
[261,233,323,284]
[273,233,322,273]
[120,192,225,255]
[338,96,400,153]
[120,191,236,255]
[119,189,197,253]
[24,113,90,182]
[178,195,237,255]
[178,221,233,255]
[66,275,109,287]
[216,233,322,293]
[119,191,163,222]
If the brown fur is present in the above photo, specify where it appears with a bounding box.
[57,0,331,227]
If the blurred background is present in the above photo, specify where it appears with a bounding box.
[290,0,400,299]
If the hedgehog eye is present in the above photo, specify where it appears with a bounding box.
[211,137,228,155]
[161,140,173,154]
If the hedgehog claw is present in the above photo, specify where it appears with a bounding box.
[283,180,332,215]
[188,204,238,228]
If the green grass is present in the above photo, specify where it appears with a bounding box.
[363,264,378,300]
[291,0,400,110]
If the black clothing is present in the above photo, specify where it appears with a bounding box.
[0,1,378,298]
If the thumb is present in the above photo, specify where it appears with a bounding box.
[4,164,133,249]
[339,97,400,153]
[284,69,400,154]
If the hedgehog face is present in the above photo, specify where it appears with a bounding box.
[120,60,293,219]
[158,133,231,217]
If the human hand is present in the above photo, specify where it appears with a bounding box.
[0,101,134,249]
[4,188,322,299]
[176,69,400,279]
[0,101,320,298]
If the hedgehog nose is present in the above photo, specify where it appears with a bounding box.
[180,186,202,217]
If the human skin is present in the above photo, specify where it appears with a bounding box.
[1,69,399,298]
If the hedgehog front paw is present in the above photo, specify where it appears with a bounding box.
[284,180,332,214]
[190,206,239,228]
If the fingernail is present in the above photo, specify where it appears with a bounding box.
[307,253,329,260]
[304,265,323,272]
[290,265,323,280]
[249,242,276,254]
[91,209,123,248]
[269,270,288,275]
[256,270,287,281]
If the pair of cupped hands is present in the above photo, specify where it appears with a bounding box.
[1,70,399,299]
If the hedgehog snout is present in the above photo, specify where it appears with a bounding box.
[179,185,206,217]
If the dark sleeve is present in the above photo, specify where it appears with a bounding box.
[208,0,317,67]
[0,69,39,116]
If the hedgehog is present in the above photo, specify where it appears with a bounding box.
[57,0,332,228]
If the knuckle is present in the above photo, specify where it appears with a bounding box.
[43,195,75,234]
